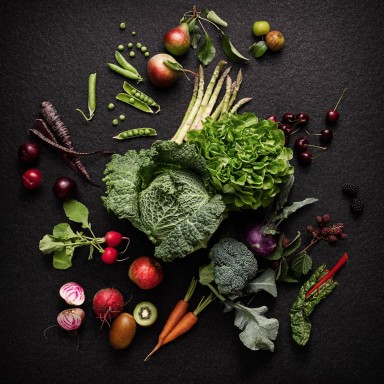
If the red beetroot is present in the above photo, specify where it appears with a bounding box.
[92,288,125,324]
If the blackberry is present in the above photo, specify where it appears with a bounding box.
[350,197,363,213]
[342,182,358,197]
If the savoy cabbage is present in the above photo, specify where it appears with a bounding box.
[102,140,227,262]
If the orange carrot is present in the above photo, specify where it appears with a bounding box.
[144,277,197,361]
[144,293,213,361]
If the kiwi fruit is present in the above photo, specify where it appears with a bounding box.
[133,301,158,327]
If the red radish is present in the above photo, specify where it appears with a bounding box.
[57,308,85,331]
[104,230,131,248]
[92,288,125,325]
[59,282,85,306]
[101,247,119,264]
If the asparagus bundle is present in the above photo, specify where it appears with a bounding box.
[171,61,252,144]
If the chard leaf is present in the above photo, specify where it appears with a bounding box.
[233,302,279,351]
[247,268,277,297]
[53,248,73,269]
[290,264,338,345]
[221,32,249,63]
[198,33,216,66]
[291,251,313,278]
[63,199,89,229]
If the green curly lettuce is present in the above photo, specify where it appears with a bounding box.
[187,112,294,210]
[102,140,227,262]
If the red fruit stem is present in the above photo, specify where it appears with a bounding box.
[305,252,349,298]
[333,87,348,111]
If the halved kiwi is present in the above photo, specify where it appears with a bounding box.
[133,301,158,327]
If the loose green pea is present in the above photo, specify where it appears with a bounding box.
[140,46,147,52]
[119,114,126,121]
[108,103,115,110]
[119,22,126,30]
[144,51,150,57]
[118,44,124,51]
[136,42,142,49]
[112,119,119,126]
[129,51,135,58]
[131,31,136,36]
[127,42,133,48]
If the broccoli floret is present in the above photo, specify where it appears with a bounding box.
[209,238,258,296]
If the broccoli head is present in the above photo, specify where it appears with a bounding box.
[209,237,258,296]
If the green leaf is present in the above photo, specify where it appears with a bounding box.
[52,248,73,269]
[274,198,318,222]
[264,233,284,261]
[199,262,215,285]
[198,33,216,66]
[190,24,202,49]
[52,223,77,239]
[276,257,289,281]
[63,199,89,228]
[282,231,301,257]
[39,235,66,254]
[247,269,277,297]
[233,302,279,351]
[291,251,313,278]
[221,32,249,63]
[164,60,184,72]
[249,41,268,58]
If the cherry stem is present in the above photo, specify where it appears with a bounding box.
[307,144,327,150]
[334,87,349,111]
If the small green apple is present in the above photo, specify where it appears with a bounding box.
[252,21,271,36]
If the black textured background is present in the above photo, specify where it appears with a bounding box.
[1,1,384,383]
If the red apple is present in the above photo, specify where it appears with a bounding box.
[128,256,164,290]
[146,53,181,88]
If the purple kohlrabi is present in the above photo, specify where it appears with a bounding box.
[243,223,276,257]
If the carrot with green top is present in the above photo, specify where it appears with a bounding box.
[144,283,212,361]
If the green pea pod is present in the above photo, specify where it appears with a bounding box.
[122,81,161,112]
[249,41,269,58]
[114,51,140,75]
[108,63,143,83]
[76,73,97,122]
[116,93,154,113]
[113,127,157,140]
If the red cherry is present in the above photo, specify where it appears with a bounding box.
[22,168,42,190]
[297,151,313,165]
[326,110,340,124]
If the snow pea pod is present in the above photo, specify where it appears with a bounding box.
[116,93,154,113]
[107,63,143,83]
[122,81,160,112]
[113,128,157,140]
[114,51,140,75]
